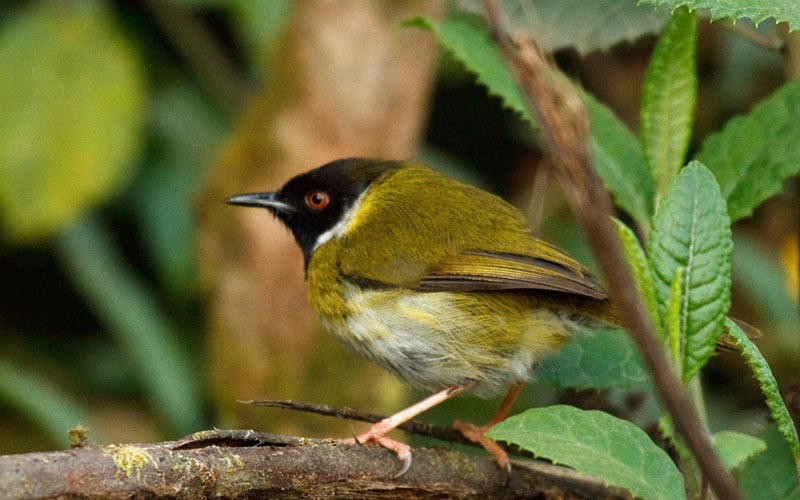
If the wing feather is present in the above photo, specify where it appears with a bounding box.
[415,245,607,300]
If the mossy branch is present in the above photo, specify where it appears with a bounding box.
[0,429,633,500]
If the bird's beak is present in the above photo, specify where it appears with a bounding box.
[225,192,295,213]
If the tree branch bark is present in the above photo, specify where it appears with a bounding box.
[1,431,632,500]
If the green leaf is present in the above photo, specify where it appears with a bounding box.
[613,219,661,332]
[640,0,800,31]
[588,97,655,226]
[56,215,205,435]
[726,318,800,468]
[696,79,800,222]
[0,357,92,447]
[537,329,649,390]
[665,267,683,369]
[647,161,732,382]
[713,431,767,471]
[404,16,535,126]
[487,405,684,500]
[0,2,146,242]
[455,0,670,54]
[737,425,800,500]
[640,7,697,197]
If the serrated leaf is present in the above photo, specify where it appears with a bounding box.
[0,2,146,242]
[640,0,800,31]
[737,425,800,500]
[613,219,661,332]
[641,7,697,198]
[588,97,655,226]
[726,318,800,469]
[696,79,800,222]
[487,405,684,500]
[647,161,732,382]
[404,16,535,126]
[455,0,670,55]
[537,329,649,390]
[713,431,767,471]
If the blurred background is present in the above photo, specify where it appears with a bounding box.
[0,0,797,455]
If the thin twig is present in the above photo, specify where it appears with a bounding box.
[480,1,741,498]
[241,399,524,454]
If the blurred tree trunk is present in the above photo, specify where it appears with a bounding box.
[196,0,443,433]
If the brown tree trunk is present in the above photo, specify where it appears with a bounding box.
[196,0,443,432]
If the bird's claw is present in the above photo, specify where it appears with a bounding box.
[453,419,511,472]
[394,451,413,478]
[340,430,413,477]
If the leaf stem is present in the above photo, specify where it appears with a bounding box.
[688,376,709,433]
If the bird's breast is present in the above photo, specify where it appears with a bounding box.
[311,277,573,397]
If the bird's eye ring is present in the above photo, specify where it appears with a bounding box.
[305,190,330,210]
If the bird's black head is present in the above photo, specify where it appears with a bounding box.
[226,158,401,265]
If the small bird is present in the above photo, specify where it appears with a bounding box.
[227,158,617,472]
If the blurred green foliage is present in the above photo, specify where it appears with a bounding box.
[0,2,145,241]
[0,6,796,494]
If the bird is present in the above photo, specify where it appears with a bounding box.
[226,157,617,473]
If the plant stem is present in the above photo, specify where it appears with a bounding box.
[688,376,709,435]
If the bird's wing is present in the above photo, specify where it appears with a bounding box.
[415,239,607,300]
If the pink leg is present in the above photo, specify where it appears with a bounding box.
[343,382,474,475]
[453,382,524,471]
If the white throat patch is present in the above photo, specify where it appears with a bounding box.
[312,189,367,251]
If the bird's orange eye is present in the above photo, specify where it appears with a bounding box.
[304,190,329,210]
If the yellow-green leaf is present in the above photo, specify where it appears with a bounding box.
[613,218,661,332]
[666,267,683,371]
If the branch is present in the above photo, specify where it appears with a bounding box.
[243,399,478,446]
[479,1,740,499]
[1,430,633,500]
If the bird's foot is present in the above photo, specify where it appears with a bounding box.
[453,419,511,472]
[341,425,412,477]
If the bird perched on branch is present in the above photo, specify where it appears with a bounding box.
[227,158,617,473]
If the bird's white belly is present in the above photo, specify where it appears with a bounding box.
[321,281,571,398]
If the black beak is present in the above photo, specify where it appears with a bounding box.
[225,192,295,213]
